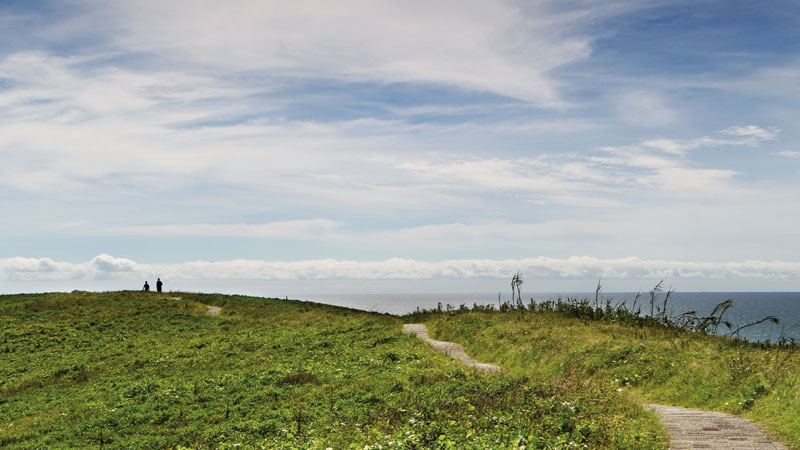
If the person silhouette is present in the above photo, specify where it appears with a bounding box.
[156,278,163,293]
[143,281,150,291]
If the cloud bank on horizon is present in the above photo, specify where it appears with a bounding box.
[2,0,800,291]
[4,254,800,283]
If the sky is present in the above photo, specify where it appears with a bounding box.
[2,0,800,296]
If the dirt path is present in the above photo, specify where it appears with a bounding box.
[168,297,219,316]
[402,323,500,373]
[403,323,788,449]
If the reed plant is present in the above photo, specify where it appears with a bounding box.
[407,278,791,347]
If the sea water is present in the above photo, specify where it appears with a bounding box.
[301,292,800,343]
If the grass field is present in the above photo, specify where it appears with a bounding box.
[1,291,664,449]
[422,306,800,449]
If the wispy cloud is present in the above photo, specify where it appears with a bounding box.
[394,125,774,201]
[721,125,780,141]
[639,125,780,156]
[2,46,777,213]
[111,220,342,239]
[77,0,607,107]
[2,1,800,292]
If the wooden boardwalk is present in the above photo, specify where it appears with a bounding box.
[648,404,787,450]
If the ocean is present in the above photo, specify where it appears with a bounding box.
[301,292,800,343]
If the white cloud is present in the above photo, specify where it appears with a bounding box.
[0,39,784,215]
[775,151,800,158]
[1,254,136,281]
[2,49,772,220]
[396,125,769,201]
[396,158,581,193]
[0,49,784,237]
[721,125,780,141]
[3,254,800,281]
[589,125,786,196]
[61,0,635,106]
[0,8,794,266]
[0,52,428,205]
[2,1,800,294]
[639,125,779,156]
[90,254,137,272]
[641,138,691,155]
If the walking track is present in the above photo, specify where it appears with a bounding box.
[403,323,788,450]
[647,404,787,450]
[402,324,500,373]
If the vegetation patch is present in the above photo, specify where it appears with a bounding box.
[1,291,665,449]
[418,296,800,449]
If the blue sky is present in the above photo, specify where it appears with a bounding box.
[2,0,800,294]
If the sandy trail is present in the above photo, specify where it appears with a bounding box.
[167,297,219,316]
[402,323,500,373]
[403,323,788,449]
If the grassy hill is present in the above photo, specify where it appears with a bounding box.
[1,291,664,449]
[420,304,800,449]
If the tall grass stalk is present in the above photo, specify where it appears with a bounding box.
[406,278,791,347]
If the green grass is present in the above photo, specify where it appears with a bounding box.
[1,291,665,449]
[424,307,800,449]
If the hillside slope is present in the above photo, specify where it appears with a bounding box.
[425,308,800,449]
[1,291,664,449]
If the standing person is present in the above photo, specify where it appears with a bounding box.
[156,278,163,293]
[143,281,150,291]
